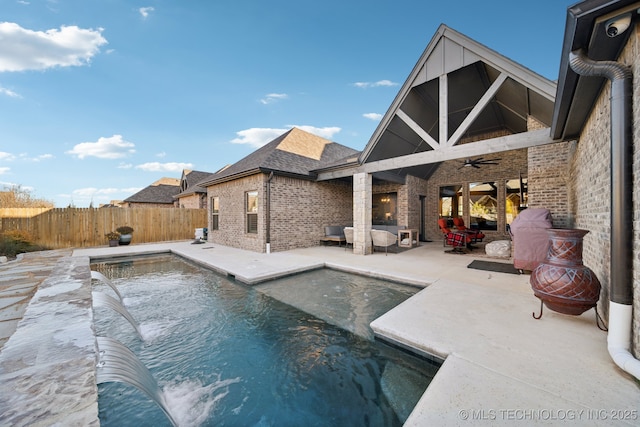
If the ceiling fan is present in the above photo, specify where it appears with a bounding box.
[457,156,502,169]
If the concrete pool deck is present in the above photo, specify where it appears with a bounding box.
[1,240,639,425]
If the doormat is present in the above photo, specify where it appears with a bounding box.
[467,260,520,275]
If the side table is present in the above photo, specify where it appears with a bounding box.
[398,229,419,248]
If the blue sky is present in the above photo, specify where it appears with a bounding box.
[0,0,573,207]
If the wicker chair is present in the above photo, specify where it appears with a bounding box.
[370,229,397,255]
[343,227,354,251]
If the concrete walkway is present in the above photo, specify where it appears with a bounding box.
[1,240,639,425]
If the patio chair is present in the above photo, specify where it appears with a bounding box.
[343,227,354,251]
[370,229,397,256]
[452,217,485,242]
[438,218,473,253]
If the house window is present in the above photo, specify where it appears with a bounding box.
[506,177,527,231]
[372,192,397,225]
[210,196,219,231]
[439,185,463,225]
[246,190,258,234]
[469,182,498,231]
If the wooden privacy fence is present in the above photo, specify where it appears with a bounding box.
[0,208,208,249]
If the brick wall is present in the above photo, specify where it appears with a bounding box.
[178,194,205,209]
[207,174,264,252]
[405,175,429,234]
[425,148,528,242]
[561,26,639,353]
[527,142,574,228]
[206,173,352,253]
[371,176,429,236]
[269,176,352,252]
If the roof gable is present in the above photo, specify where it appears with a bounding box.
[124,182,180,204]
[202,127,360,185]
[175,170,216,198]
[358,24,556,180]
[124,178,180,204]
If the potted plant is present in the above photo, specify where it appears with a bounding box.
[105,231,120,247]
[116,226,134,246]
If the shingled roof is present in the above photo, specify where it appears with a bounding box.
[174,170,216,198]
[124,178,180,204]
[200,127,360,186]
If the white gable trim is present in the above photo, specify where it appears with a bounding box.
[359,24,556,168]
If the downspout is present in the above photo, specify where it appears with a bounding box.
[266,171,274,254]
[569,49,640,380]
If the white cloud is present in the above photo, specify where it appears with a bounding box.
[139,7,155,19]
[0,23,107,72]
[293,125,341,140]
[259,93,288,105]
[135,162,193,172]
[231,125,341,148]
[117,162,133,169]
[363,113,382,121]
[0,167,10,174]
[0,151,16,161]
[156,151,166,158]
[352,80,398,89]
[31,153,54,162]
[72,187,121,197]
[0,86,20,98]
[231,128,287,147]
[12,152,53,162]
[66,135,136,159]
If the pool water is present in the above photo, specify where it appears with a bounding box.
[92,254,438,427]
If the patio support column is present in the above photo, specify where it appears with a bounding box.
[353,172,372,255]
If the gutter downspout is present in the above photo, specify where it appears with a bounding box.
[266,171,274,254]
[569,49,640,380]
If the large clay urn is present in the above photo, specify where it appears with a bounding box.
[530,228,601,316]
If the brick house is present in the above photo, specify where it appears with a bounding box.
[202,26,556,256]
[200,128,359,252]
[318,24,557,255]
[122,177,180,208]
[201,0,640,373]
[174,170,215,209]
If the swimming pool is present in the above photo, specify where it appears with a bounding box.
[92,254,439,426]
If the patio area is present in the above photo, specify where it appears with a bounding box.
[1,239,638,425]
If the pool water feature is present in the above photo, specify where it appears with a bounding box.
[92,254,439,426]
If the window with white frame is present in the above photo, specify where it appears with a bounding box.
[210,196,219,230]
[246,191,258,234]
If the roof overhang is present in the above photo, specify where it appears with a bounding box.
[351,24,556,182]
[552,0,639,140]
[200,167,319,187]
[316,128,552,180]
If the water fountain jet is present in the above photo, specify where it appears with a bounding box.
[92,291,143,340]
[96,336,179,427]
[91,271,124,302]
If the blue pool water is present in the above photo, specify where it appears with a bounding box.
[92,254,439,426]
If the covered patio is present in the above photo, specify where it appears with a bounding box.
[316,25,556,255]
